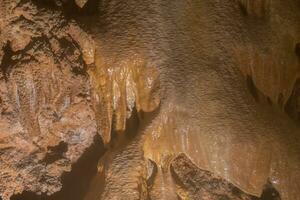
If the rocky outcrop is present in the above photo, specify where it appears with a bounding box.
[0,1,99,199]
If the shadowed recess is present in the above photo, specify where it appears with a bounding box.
[10,135,105,200]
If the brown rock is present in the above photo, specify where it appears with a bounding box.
[170,153,281,200]
[0,1,99,199]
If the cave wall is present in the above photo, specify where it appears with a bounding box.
[0,0,300,200]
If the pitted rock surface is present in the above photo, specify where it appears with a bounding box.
[0,1,97,199]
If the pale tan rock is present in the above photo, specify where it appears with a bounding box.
[75,0,88,8]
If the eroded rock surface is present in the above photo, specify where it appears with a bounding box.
[0,1,99,199]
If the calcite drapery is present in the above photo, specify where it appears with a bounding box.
[89,52,160,145]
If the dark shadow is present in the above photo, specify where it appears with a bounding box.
[0,44,14,81]
[284,78,300,122]
[266,97,272,106]
[295,43,300,62]
[43,141,68,164]
[260,182,281,200]
[11,134,106,200]
[246,75,259,102]
[237,0,248,16]
[277,93,284,108]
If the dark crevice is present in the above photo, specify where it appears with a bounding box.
[109,105,140,150]
[237,0,270,18]
[260,181,281,200]
[295,43,300,62]
[146,158,158,187]
[0,44,14,81]
[82,105,157,200]
[43,141,68,164]
[58,37,88,76]
[11,134,106,200]
[10,15,35,26]
[32,0,65,10]
[63,0,101,16]
[277,93,284,108]
[1,36,60,74]
[266,97,272,106]
[237,1,248,16]
[125,106,140,139]
[32,0,102,27]
[246,75,259,102]
[0,36,87,78]
[285,78,300,122]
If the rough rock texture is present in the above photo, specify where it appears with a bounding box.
[0,1,99,199]
[170,153,280,200]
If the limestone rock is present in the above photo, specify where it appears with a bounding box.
[0,1,99,199]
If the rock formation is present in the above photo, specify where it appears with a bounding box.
[0,0,299,199]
